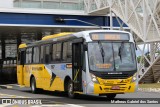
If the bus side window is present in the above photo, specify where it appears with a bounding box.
[67,42,72,62]
[52,43,62,62]
[33,47,40,63]
[62,42,67,62]
[44,45,51,63]
[56,43,62,61]
[52,44,56,62]
[20,50,25,65]
[28,48,32,64]
[26,48,29,64]
[40,45,44,63]
[62,42,72,62]
[18,51,21,64]
[26,48,32,64]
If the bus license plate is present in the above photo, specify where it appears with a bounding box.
[111,86,120,90]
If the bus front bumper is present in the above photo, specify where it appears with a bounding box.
[87,82,138,94]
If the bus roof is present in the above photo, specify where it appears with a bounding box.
[78,30,131,34]
[19,43,27,49]
[41,32,73,40]
[18,30,133,49]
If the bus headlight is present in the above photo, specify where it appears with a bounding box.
[131,73,137,82]
[90,73,99,83]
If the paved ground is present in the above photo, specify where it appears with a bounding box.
[0,84,160,107]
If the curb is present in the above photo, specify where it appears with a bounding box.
[138,88,160,93]
[1,85,160,93]
[0,84,24,89]
[0,85,8,89]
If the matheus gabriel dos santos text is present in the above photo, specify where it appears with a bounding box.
[111,99,159,104]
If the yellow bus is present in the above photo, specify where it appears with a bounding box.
[17,30,138,99]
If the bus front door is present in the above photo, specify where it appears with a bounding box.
[72,43,83,92]
[17,50,25,85]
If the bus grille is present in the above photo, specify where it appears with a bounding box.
[99,74,129,79]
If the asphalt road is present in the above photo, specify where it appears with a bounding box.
[0,86,160,107]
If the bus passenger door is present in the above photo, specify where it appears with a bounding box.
[17,50,25,85]
[72,42,83,92]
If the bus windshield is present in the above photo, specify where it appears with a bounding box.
[88,42,137,72]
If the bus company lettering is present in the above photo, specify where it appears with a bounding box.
[25,66,31,73]
[96,64,112,68]
[32,67,43,71]
[51,65,55,69]
[105,34,121,40]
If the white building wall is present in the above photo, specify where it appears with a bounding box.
[0,0,13,8]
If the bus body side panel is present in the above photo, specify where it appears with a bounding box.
[30,64,44,89]
[23,64,42,88]
[23,65,31,87]
[85,51,94,94]
[42,65,51,90]
[17,65,24,85]
[82,70,87,94]
[49,76,64,91]
[22,63,71,91]
[43,63,72,91]
[42,65,64,91]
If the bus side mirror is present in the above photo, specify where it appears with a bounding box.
[83,45,87,51]
[135,44,137,50]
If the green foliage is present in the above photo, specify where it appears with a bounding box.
[137,56,141,63]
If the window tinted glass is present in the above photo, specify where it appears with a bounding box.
[52,44,56,61]
[40,46,44,63]
[88,42,136,72]
[44,45,51,63]
[26,48,32,64]
[52,43,62,62]
[62,42,72,62]
[33,47,40,63]
[18,51,21,64]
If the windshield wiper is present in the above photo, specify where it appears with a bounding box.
[98,41,105,63]
[118,42,124,62]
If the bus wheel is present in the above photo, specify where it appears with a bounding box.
[31,77,37,94]
[68,80,76,98]
[106,94,116,99]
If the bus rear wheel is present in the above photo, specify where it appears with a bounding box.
[31,77,37,94]
[67,80,76,98]
[106,94,116,99]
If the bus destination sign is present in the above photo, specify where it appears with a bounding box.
[90,33,129,41]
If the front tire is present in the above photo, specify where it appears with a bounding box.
[67,80,76,98]
[106,94,116,99]
[30,77,37,94]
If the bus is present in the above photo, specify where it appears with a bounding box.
[17,30,138,99]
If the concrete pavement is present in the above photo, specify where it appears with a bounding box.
[0,84,160,107]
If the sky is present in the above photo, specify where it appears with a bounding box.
[136,44,150,57]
